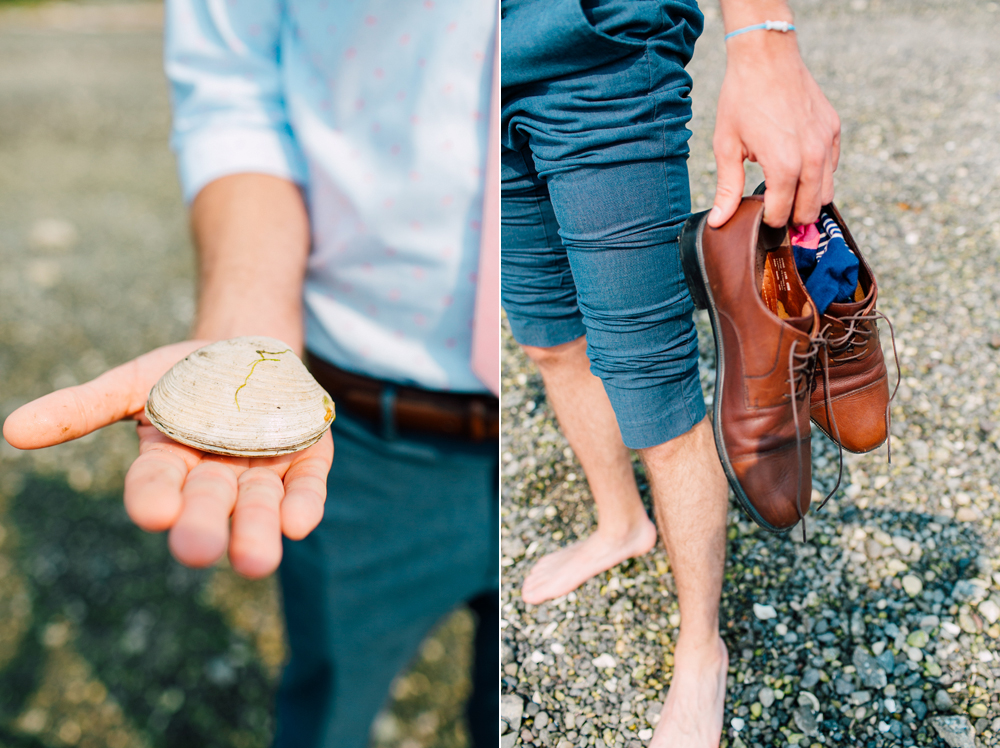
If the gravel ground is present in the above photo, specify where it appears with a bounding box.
[501,3,1000,747]
[0,4,473,747]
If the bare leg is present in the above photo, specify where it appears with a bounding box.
[639,417,730,748]
[519,336,657,605]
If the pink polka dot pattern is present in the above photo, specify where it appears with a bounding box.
[168,0,494,391]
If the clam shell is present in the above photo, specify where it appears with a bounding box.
[145,337,335,457]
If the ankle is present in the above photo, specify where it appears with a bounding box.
[595,511,655,542]
[674,629,725,657]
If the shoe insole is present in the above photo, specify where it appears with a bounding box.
[760,240,812,320]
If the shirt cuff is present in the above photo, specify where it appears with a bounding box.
[174,125,308,203]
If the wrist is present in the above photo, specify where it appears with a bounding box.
[719,0,794,35]
[193,306,305,355]
[723,25,802,64]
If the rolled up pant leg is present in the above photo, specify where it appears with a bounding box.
[545,160,706,450]
[502,0,707,449]
[500,144,586,350]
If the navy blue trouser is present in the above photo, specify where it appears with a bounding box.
[501,0,707,449]
[272,409,497,748]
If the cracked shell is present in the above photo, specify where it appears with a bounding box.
[145,337,335,457]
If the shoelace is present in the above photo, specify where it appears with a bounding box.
[798,307,901,540]
[787,337,844,542]
[811,338,844,514]
[819,308,902,461]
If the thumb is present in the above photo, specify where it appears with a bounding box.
[708,131,746,228]
[3,340,205,450]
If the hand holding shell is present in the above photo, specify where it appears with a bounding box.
[3,338,335,579]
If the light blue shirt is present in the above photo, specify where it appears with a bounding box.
[165,0,494,393]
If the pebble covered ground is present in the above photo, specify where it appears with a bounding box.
[0,3,473,747]
[501,2,1000,748]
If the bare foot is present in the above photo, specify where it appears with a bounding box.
[521,516,657,604]
[649,635,728,748]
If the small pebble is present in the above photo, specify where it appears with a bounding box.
[800,669,821,689]
[852,647,888,689]
[753,603,777,620]
[929,715,977,748]
[935,690,954,710]
[978,599,1000,624]
[591,654,616,669]
[793,707,818,736]
[902,575,923,597]
[798,691,820,712]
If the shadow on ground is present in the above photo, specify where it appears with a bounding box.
[718,507,986,747]
[1,474,273,747]
[0,469,476,748]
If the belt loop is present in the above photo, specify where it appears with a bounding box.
[380,385,398,441]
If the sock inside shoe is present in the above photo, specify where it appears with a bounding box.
[760,237,813,321]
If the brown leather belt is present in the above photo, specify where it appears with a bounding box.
[307,352,499,442]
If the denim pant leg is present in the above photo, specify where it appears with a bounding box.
[545,159,706,450]
[502,0,706,450]
[501,145,586,349]
[273,411,498,748]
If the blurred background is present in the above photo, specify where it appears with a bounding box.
[0,2,473,747]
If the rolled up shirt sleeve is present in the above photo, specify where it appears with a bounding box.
[165,0,307,203]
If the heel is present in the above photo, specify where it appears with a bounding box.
[679,210,710,310]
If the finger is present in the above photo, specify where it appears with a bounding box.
[833,124,840,171]
[169,461,239,568]
[125,452,188,532]
[792,143,825,226]
[229,468,285,578]
[708,128,747,228]
[761,159,800,228]
[281,432,334,540]
[123,425,203,531]
[829,111,842,173]
[820,151,836,207]
[2,340,205,450]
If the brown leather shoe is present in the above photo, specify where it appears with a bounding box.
[680,197,819,532]
[680,197,820,533]
[809,203,894,454]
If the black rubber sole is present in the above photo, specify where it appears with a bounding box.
[679,210,790,534]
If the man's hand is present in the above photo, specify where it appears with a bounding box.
[2,341,333,579]
[709,7,840,229]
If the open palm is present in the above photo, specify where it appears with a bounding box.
[2,341,333,579]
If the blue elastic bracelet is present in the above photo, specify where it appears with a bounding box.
[724,20,796,41]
